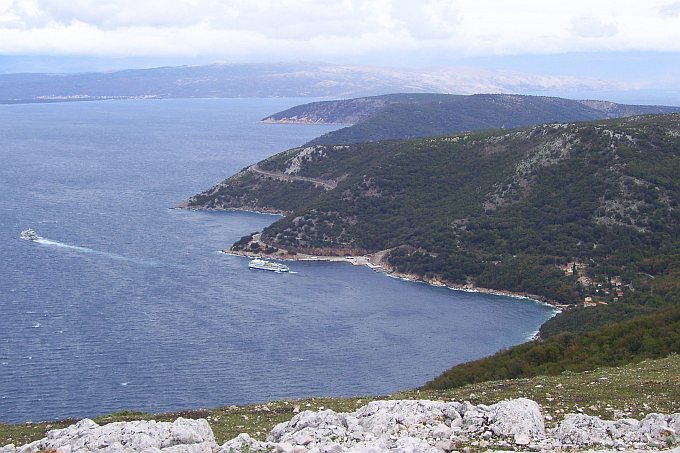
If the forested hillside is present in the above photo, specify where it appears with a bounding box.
[424,306,680,389]
[187,114,680,306]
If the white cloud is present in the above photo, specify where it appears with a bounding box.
[0,0,46,28]
[660,1,680,16]
[390,0,461,40]
[0,0,679,59]
[570,16,618,39]
[36,0,210,29]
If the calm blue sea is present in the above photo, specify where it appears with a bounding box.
[0,98,555,423]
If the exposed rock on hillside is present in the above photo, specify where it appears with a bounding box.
[4,398,680,453]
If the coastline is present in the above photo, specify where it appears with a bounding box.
[177,204,565,313]
[173,203,289,216]
[222,246,565,313]
[259,119,350,126]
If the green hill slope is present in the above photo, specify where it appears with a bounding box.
[424,305,680,389]
[261,93,449,125]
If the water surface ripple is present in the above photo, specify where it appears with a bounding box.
[0,99,555,423]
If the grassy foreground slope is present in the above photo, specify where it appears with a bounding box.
[3,355,679,446]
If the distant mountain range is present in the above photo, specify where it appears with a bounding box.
[0,62,627,102]
[262,93,680,145]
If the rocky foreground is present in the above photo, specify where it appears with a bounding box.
[3,398,680,453]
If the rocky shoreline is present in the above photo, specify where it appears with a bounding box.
[176,205,562,310]
[4,397,679,453]
[259,118,344,125]
[177,199,562,312]
[225,236,565,312]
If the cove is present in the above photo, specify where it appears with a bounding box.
[0,98,555,422]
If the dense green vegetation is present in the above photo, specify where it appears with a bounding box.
[257,116,679,302]
[425,305,680,390]
[539,254,680,336]
[190,115,680,306]
[185,171,323,213]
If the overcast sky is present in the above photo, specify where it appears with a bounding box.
[1,0,679,85]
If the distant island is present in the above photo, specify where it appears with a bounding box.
[262,93,680,144]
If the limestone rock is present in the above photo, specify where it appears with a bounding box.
[553,412,680,449]
[635,413,680,445]
[553,414,617,447]
[218,433,267,453]
[345,438,389,453]
[9,398,680,453]
[462,398,544,441]
[392,436,439,453]
[268,409,351,447]
[431,423,452,439]
[307,442,343,453]
[13,418,216,453]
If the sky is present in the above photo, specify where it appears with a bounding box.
[0,0,679,89]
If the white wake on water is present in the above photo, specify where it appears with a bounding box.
[33,237,158,266]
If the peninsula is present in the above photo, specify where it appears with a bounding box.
[184,107,680,385]
[262,93,680,145]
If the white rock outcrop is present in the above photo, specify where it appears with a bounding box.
[554,412,680,449]
[4,398,680,453]
[3,418,216,453]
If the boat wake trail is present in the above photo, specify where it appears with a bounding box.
[35,238,158,266]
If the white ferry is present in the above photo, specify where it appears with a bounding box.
[20,229,41,241]
[248,258,289,273]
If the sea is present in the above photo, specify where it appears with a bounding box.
[0,98,556,423]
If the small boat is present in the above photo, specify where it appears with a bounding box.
[20,229,41,241]
[248,258,289,273]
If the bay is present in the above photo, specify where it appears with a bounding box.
[0,98,555,423]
